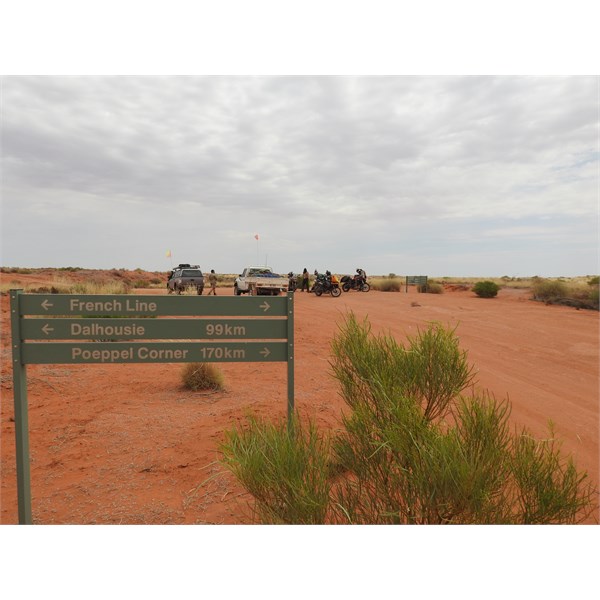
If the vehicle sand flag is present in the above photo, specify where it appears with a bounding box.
[10,290,295,524]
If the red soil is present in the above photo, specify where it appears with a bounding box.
[1,272,598,524]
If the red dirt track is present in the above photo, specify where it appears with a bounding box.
[1,278,598,524]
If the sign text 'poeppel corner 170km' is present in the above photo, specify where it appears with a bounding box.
[10,291,295,524]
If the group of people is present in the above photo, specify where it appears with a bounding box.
[168,266,365,296]
[295,267,366,292]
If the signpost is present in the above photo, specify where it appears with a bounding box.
[405,275,428,293]
[10,291,294,524]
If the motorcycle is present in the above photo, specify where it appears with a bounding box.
[311,270,341,297]
[341,274,370,292]
[288,272,298,292]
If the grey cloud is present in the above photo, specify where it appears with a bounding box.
[1,75,597,275]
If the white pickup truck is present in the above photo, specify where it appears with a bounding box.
[234,266,289,296]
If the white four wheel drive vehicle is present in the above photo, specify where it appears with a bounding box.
[234,266,289,296]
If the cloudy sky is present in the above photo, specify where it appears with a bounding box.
[1,75,598,276]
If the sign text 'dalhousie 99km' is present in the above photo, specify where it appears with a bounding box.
[10,291,295,524]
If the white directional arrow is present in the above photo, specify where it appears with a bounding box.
[41,299,53,311]
[41,324,54,335]
[259,347,271,358]
[259,301,271,312]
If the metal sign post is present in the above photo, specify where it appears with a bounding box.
[10,290,32,525]
[9,290,295,524]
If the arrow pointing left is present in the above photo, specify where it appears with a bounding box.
[41,300,53,311]
[41,324,54,335]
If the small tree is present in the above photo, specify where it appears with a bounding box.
[473,280,500,298]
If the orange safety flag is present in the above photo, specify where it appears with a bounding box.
[254,234,259,241]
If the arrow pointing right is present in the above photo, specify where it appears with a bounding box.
[259,347,271,358]
[259,301,271,312]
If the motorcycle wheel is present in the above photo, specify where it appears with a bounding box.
[361,283,371,292]
[331,286,341,297]
[342,282,351,292]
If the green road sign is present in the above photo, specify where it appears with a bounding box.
[21,341,288,364]
[19,294,287,317]
[20,318,288,341]
[10,289,295,524]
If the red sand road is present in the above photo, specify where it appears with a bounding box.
[1,283,598,524]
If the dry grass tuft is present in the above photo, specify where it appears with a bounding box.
[181,362,225,391]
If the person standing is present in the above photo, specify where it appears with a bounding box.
[301,268,310,292]
[208,269,217,295]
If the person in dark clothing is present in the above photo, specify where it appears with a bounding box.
[301,268,310,292]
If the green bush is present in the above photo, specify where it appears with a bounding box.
[587,276,599,286]
[473,280,500,298]
[182,362,224,391]
[220,315,596,524]
[220,415,331,524]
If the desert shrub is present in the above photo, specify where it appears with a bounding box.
[388,273,396,278]
[473,280,500,298]
[587,276,599,286]
[181,284,205,295]
[422,282,443,294]
[71,281,131,295]
[220,415,331,524]
[181,362,224,391]
[531,279,567,301]
[531,279,598,310]
[133,279,150,288]
[370,277,402,292]
[221,315,597,524]
[567,286,599,310]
